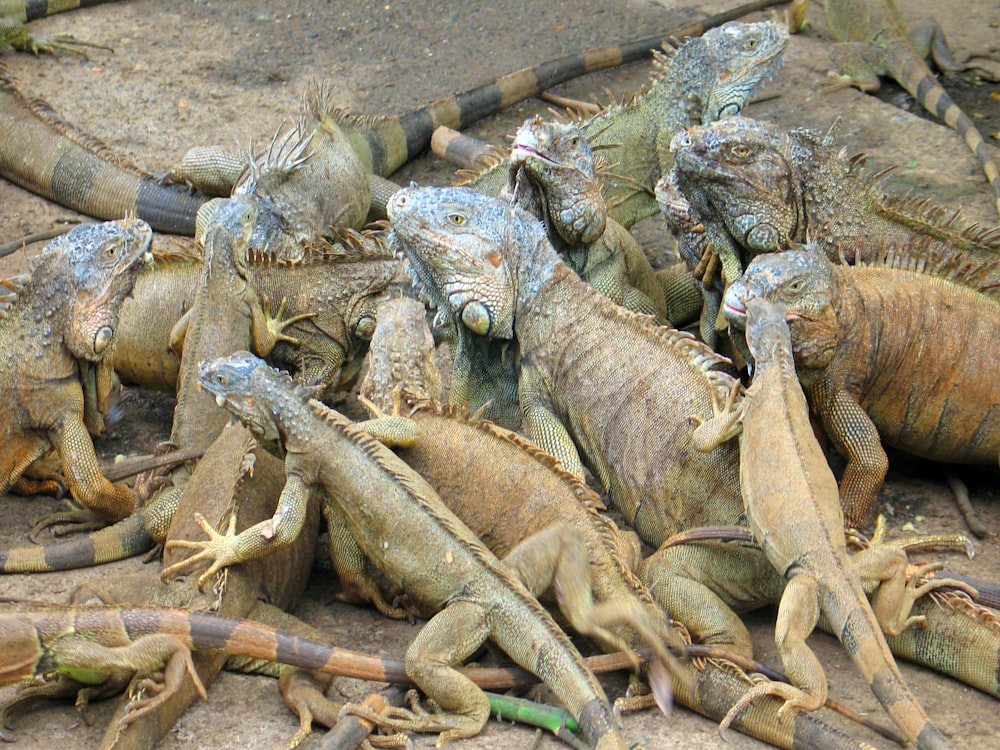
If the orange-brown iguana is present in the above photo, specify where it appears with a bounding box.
[723,244,1000,531]
[691,296,957,749]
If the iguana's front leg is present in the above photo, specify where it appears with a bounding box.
[160,470,313,591]
[249,293,316,356]
[518,366,584,479]
[52,415,137,523]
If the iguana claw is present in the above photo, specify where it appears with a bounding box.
[160,512,242,591]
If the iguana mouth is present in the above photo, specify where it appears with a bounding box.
[723,301,746,317]
[511,144,555,165]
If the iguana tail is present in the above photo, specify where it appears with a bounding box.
[896,55,1000,216]
[340,0,787,178]
[673,658,879,750]
[14,0,120,23]
[0,488,176,573]
[0,69,208,234]
[832,586,952,750]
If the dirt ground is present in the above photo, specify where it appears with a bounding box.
[1,1,999,748]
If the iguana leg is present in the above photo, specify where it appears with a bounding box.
[518,366,585,479]
[812,390,887,529]
[854,545,977,636]
[28,498,106,542]
[908,17,1000,81]
[321,496,408,620]
[0,18,113,57]
[354,393,423,448]
[52,416,137,523]
[46,633,207,725]
[249,294,316,356]
[720,573,826,732]
[341,600,492,746]
[277,668,343,749]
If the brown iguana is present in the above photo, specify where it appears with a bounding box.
[458,19,789,229]
[387,184,1000,746]
[690,296,955,749]
[0,0,117,55]
[0,217,151,524]
[190,350,676,750]
[809,0,1000,216]
[0,3,786,234]
[720,243,1000,532]
[659,115,1000,344]
[353,295,887,750]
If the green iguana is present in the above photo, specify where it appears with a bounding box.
[721,244,1000,531]
[387,184,1000,746]
[459,19,789,229]
[353,295,886,750]
[808,0,1000,215]
[0,0,116,55]
[190,350,674,750]
[690,296,955,749]
[0,217,151,524]
[0,2,786,234]
[658,115,1000,344]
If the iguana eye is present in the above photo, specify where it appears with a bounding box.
[568,136,580,148]
[447,213,467,226]
[784,278,807,295]
[730,144,751,158]
[353,315,376,341]
[745,38,758,50]
[105,245,118,258]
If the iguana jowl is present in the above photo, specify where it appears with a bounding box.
[0,217,152,523]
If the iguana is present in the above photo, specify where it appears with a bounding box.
[809,0,1000,216]
[108,227,400,397]
[458,19,789,229]
[387,184,1000,744]
[0,0,117,55]
[690,296,955,749]
[190,351,676,750]
[720,243,1000,531]
[0,2,786,234]
[659,115,1000,344]
[506,115,671,324]
[353,295,888,750]
[0,217,151,524]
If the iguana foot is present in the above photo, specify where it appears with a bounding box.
[340,689,485,747]
[28,501,106,542]
[160,512,242,590]
[118,648,207,726]
[250,293,316,355]
[278,669,343,749]
[882,561,980,635]
[719,680,821,736]
[12,31,114,58]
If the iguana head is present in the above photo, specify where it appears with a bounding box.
[387,185,520,340]
[679,20,788,123]
[670,116,802,254]
[198,351,282,442]
[723,247,839,369]
[41,217,154,362]
[509,115,607,246]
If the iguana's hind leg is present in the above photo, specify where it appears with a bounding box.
[340,600,492,746]
[720,573,826,732]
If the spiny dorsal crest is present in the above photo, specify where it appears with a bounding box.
[328,105,396,134]
[239,124,314,192]
[2,76,148,177]
[848,236,1000,299]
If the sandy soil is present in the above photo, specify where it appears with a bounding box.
[1,1,999,749]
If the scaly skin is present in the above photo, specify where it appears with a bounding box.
[724,245,1000,530]
[0,218,151,523]
[355,295,879,750]
[462,20,788,229]
[193,351,679,750]
[508,115,671,324]
[660,115,1000,344]
[58,422,335,750]
[692,297,954,750]
[387,184,1000,746]
[820,0,1000,215]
